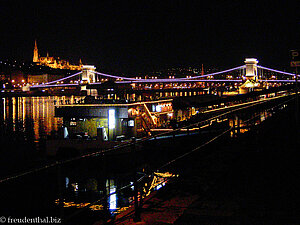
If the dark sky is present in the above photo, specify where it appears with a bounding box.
[0,0,299,73]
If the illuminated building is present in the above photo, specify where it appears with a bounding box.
[33,40,82,70]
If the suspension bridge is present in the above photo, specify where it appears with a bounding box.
[28,58,298,93]
[1,58,299,224]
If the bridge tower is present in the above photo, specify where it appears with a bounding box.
[81,65,97,95]
[81,65,96,83]
[239,58,260,94]
[245,58,258,81]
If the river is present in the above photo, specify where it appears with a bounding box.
[0,94,290,225]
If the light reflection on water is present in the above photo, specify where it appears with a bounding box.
[1,96,176,216]
[1,96,85,141]
[1,95,283,220]
[107,179,117,210]
[57,172,175,215]
[228,110,273,137]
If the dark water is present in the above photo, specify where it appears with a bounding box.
[0,96,172,224]
[0,95,289,224]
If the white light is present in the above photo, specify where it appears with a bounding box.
[245,58,259,64]
[128,120,134,127]
[155,105,162,112]
[109,187,117,210]
[156,184,162,190]
[65,177,69,188]
[167,113,173,117]
[130,182,134,190]
[108,109,116,129]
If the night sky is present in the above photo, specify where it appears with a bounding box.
[0,0,299,73]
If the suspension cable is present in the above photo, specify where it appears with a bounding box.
[32,71,83,87]
[257,65,297,77]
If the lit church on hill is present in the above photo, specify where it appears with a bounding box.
[33,40,82,70]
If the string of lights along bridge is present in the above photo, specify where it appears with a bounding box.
[29,58,298,91]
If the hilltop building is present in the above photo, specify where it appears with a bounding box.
[33,40,82,70]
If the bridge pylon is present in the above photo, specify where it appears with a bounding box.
[245,58,258,81]
[80,65,97,94]
[81,65,96,84]
[239,58,260,94]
